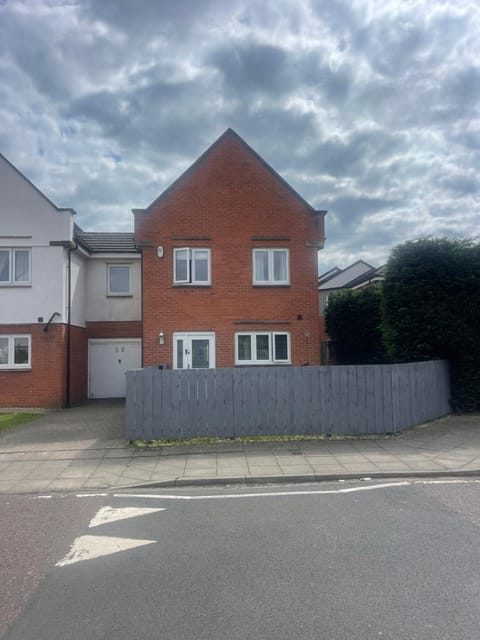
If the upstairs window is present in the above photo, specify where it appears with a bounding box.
[0,335,31,369]
[0,248,31,285]
[253,248,289,285]
[235,332,290,365]
[174,248,211,285]
[108,264,131,296]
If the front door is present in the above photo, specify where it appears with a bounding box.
[173,332,215,369]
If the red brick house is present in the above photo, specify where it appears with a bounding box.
[134,129,326,370]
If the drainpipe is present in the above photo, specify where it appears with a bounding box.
[66,240,78,408]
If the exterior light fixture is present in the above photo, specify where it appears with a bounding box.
[159,331,165,345]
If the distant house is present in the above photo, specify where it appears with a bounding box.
[134,128,327,371]
[318,260,385,363]
[319,260,383,314]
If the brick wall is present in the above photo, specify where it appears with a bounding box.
[0,324,67,408]
[86,321,143,340]
[135,131,325,368]
[69,324,87,405]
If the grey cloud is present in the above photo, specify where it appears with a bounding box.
[82,0,226,37]
[209,42,289,93]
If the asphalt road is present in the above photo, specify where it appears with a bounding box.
[1,479,480,640]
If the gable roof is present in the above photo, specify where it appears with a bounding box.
[74,224,138,254]
[318,266,342,286]
[318,260,375,290]
[0,152,76,216]
[133,128,327,217]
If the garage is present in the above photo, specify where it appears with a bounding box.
[88,339,142,399]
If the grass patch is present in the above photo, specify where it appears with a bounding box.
[0,412,43,433]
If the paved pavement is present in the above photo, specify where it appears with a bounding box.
[0,401,479,493]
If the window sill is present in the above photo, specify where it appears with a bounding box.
[252,284,290,288]
[172,284,212,288]
[0,367,32,371]
[235,362,291,366]
[0,283,32,288]
[106,293,133,298]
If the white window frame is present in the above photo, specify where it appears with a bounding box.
[0,334,32,369]
[173,248,211,285]
[0,248,31,286]
[235,331,291,365]
[107,264,131,296]
[253,248,289,285]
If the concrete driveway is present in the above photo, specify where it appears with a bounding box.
[0,400,126,453]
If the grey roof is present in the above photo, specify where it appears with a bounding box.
[74,224,138,254]
[318,260,375,290]
[318,266,342,286]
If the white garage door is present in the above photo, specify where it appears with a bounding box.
[88,339,142,399]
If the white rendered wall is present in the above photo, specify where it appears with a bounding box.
[0,155,74,326]
[85,257,141,322]
[70,250,86,327]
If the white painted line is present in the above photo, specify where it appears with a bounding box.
[36,495,53,499]
[89,506,165,528]
[56,535,156,567]
[76,493,109,498]
[414,479,480,485]
[113,481,411,501]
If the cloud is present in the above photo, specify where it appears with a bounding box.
[0,0,478,271]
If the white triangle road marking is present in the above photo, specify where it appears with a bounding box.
[88,506,165,528]
[56,535,156,567]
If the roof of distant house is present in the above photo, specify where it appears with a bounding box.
[318,260,375,290]
[74,224,138,253]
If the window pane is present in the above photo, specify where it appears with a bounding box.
[193,250,209,282]
[0,338,8,365]
[274,334,288,361]
[175,249,189,282]
[176,339,184,369]
[0,250,10,282]
[109,265,129,293]
[14,337,29,365]
[14,250,29,282]
[191,339,209,368]
[254,251,269,282]
[256,334,270,360]
[273,251,287,282]
[237,335,251,361]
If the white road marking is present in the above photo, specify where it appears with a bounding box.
[89,506,165,528]
[113,481,411,501]
[56,535,156,567]
[76,493,109,498]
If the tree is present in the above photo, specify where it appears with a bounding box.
[325,285,387,365]
[382,238,480,411]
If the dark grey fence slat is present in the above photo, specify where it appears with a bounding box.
[125,361,451,440]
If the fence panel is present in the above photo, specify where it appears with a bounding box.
[125,360,450,440]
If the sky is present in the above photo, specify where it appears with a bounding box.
[1,0,479,272]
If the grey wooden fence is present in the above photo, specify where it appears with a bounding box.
[125,360,450,440]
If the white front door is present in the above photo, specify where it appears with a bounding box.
[173,332,215,369]
[89,339,142,398]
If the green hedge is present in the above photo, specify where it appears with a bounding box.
[382,238,480,412]
[325,285,387,365]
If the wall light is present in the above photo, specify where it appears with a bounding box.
[159,331,165,345]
